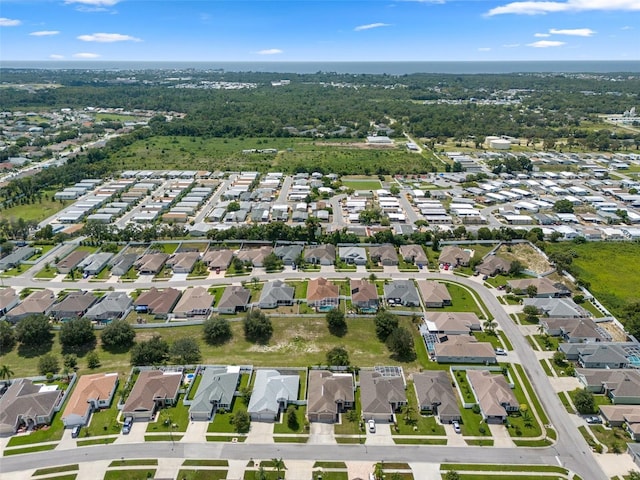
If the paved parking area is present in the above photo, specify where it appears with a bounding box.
[444,423,466,446]
[308,423,337,444]
[113,420,145,444]
[365,423,394,445]
[181,420,209,442]
[488,423,515,447]
[245,421,274,443]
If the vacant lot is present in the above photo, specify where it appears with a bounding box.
[496,243,552,275]
[545,241,640,316]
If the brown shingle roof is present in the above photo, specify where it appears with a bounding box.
[307,277,339,303]
[123,370,182,414]
[307,370,354,418]
[134,287,181,315]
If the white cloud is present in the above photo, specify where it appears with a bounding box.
[527,40,566,47]
[0,17,21,27]
[478,47,492,51]
[486,0,640,16]
[65,0,120,5]
[30,30,60,37]
[256,49,283,55]
[549,28,596,36]
[354,23,392,31]
[503,43,521,47]
[534,33,551,37]
[77,33,141,42]
[621,25,633,29]
[49,54,65,59]
[73,52,101,58]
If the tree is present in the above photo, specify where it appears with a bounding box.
[483,319,497,335]
[509,260,524,276]
[286,405,299,431]
[443,472,461,480]
[326,346,350,366]
[87,351,101,369]
[203,316,232,345]
[386,326,416,361]
[15,314,53,349]
[523,305,539,316]
[326,309,347,336]
[101,319,136,351]
[622,301,640,339]
[63,354,78,370]
[526,285,538,298]
[553,351,567,366]
[389,184,400,196]
[231,408,250,433]
[255,466,267,480]
[553,199,574,214]
[574,388,596,414]
[375,310,399,341]
[38,353,59,376]
[626,471,640,480]
[0,320,16,352]
[170,337,201,364]
[130,335,169,365]
[272,458,286,478]
[0,364,14,381]
[59,318,96,353]
[244,309,273,344]
[262,252,282,272]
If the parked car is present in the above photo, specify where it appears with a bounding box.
[71,425,81,438]
[495,348,507,356]
[452,421,461,433]
[122,416,133,434]
[368,419,376,433]
[586,416,602,424]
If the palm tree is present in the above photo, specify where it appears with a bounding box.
[537,324,546,335]
[272,458,286,478]
[483,320,497,334]
[0,365,14,381]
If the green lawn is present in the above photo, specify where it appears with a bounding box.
[426,281,487,318]
[208,397,248,434]
[440,464,567,473]
[176,470,228,480]
[109,460,158,467]
[459,408,490,437]
[589,425,630,452]
[33,464,79,476]
[3,444,57,456]
[473,331,502,349]
[545,242,640,317]
[580,300,604,318]
[146,396,190,433]
[77,437,117,446]
[273,405,307,434]
[183,460,229,467]
[103,470,156,480]
[1,189,66,222]
[34,266,57,279]
[341,179,382,190]
[144,434,184,441]
[394,382,445,435]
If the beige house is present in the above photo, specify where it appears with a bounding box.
[122,370,182,420]
[307,277,339,309]
[399,244,428,266]
[434,337,497,364]
[135,253,169,275]
[0,379,63,435]
[426,312,482,335]
[62,373,119,427]
[166,252,200,273]
[418,280,452,308]
[467,370,518,423]
[202,249,233,271]
[5,289,56,324]
[307,370,355,423]
[413,371,461,424]
[172,286,213,318]
[359,370,407,422]
[350,279,379,311]
[438,246,471,267]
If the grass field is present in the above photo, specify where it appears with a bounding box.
[545,242,640,316]
[341,179,382,190]
[1,189,66,222]
[108,136,437,175]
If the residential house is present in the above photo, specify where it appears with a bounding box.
[202,249,233,271]
[189,366,241,421]
[307,277,339,310]
[307,370,355,423]
[166,252,200,274]
[541,317,607,343]
[56,250,89,274]
[236,246,273,268]
[0,287,20,316]
[349,279,378,311]
[413,371,461,424]
[560,343,631,369]
[62,373,119,427]
[630,443,640,469]
[425,312,482,335]
[475,255,512,277]
[134,287,181,318]
[417,280,452,308]
[384,280,420,307]
[258,280,295,309]
[84,291,132,323]
[217,286,251,314]
[359,370,407,423]
[600,405,640,440]
[122,370,183,420]
[369,244,399,266]
[0,246,35,271]
[523,297,588,319]
[0,379,63,435]
[576,369,640,404]
[50,291,97,321]
[135,253,169,275]
[399,244,428,267]
[274,244,304,266]
[78,252,114,276]
[467,370,518,424]
[338,246,367,266]
[5,289,56,324]
[434,336,497,364]
[248,369,299,421]
[507,277,570,298]
[304,244,336,266]
[172,286,213,318]
[438,246,471,267]
[110,253,138,276]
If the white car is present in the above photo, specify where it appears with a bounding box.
[368,419,376,433]
[452,421,461,434]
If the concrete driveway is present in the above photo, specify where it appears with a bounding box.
[444,423,466,446]
[365,423,394,445]
[114,420,145,444]
[246,421,274,444]
[181,420,209,442]
[308,423,337,445]
[488,424,515,447]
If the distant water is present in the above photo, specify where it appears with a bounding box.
[2,60,640,74]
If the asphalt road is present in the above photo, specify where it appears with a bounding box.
[1,270,607,479]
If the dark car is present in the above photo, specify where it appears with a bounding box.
[71,425,81,438]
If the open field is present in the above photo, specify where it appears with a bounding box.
[1,189,67,222]
[545,242,640,316]
[108,136,437,174]
[496,243,552,275]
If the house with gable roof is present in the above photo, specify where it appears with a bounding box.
[248,369,299,421]
[189,366,240,421]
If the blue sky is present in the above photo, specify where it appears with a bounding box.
[0,0,638,61]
